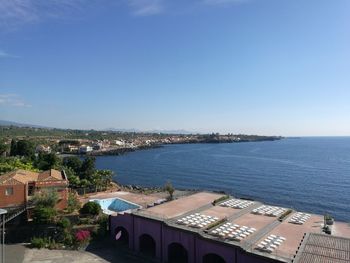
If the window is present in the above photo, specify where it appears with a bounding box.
[5,187,14,196]
[28,184,35,196]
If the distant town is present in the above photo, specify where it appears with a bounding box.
[0,125,283,156]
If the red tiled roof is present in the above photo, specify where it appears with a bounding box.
[0,169,66,185]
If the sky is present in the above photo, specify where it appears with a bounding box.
[0,0,350,136]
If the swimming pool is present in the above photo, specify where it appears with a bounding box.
[90,197,140,215]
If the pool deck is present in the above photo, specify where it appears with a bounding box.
[81,190,169,209]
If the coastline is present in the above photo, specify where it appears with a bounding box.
[86,136,283,157]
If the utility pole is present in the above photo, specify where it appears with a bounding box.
[0,209,7,263]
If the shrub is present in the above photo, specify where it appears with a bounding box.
[80,202,101,216]
[33,190,59,208]
[63,232,74,247]
[67,193,81,213]
[164,181,175,200]
[33,207,57,224]
[78,217,95,225]
[212,195,230,205]
[95,214,109,237]
[31,237,48,249]
[57,217,71,229]
[278,209,293,221]
[74,230,91,249]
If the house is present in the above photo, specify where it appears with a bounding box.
[35,145,51,153]
[115,140,125,146]
[79,145,93,154]
[0,169,69,210]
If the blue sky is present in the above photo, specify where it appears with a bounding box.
[1,0,350,136]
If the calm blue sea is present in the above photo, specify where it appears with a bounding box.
[95,137,350,222]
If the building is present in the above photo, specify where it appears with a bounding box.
[79,145,93,154]
[35,145,51,153]
[110,192,350,263]
[0,169,69,210]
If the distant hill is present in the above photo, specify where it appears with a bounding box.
[0,120,195,135]
[0,120,49,128]
[104,128,195,134]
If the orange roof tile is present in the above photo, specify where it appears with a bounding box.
[0,169,65,185]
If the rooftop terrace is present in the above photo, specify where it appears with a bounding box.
[123,192,350,262]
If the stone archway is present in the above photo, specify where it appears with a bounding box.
[139,233,156,258]
[114,226,129,246]
[203,253,226,263]
[168,242,188,263]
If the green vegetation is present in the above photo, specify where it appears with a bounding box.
[33,207,57,224]
[67,193,81,213]
[30,237,48,249]
[32,190,59,224]
[80,202,102,216]
[0,140,8,155]
[212,195,230,205]
[0,156,39,174]
[0,139,114,193]
[57,217,71,229]
[63,156,114,191]
[10,139,35,159]
[205,218,227,231]
[34,152,61,170]
[33,190,59,208]
[164,181,175,200]
[278,209,293,221]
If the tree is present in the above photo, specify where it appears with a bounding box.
[35,152,61,170]
[0,140,8,156]
[33,190,59,208]
[64,167,81,188]
[0,157,38,175]
[80,201,101,216]
[164,181,175,200]
[10,139,17,156]
[67,193,81,213]
[96,170,113,188]
[11,140,35,159]
[33,207,57,224]
[91,170,113,192]
[80,157,96,180]
[63,156,82,174]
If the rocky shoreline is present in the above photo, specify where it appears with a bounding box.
[88,136,283,156]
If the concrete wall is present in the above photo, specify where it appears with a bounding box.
[162,225,196,263]
[111,212,135,249]
[195,238,236,263]
[110,214,281,263]
[134,216,162,259]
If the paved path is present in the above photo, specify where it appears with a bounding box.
[4,244,25,263]
[4,243,152,263]
[22,248,110,263]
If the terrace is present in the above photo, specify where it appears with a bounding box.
[137,192,224,219]
[110,192,350,263]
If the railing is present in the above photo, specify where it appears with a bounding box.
[0,202,35,227]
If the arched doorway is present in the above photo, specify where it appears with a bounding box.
[139,234,156,258]
[114,226,129,246]
[168,243,188,263]
[203,253,226,263]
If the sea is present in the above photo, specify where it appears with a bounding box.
[95,137,350,222]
